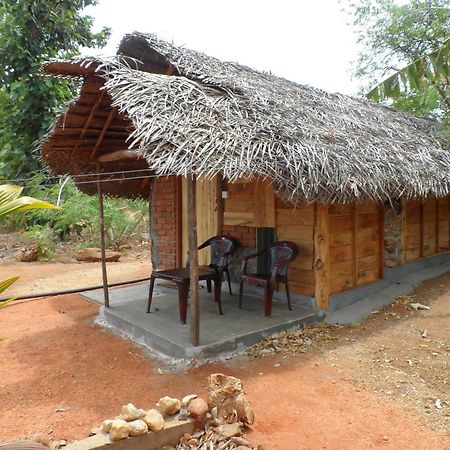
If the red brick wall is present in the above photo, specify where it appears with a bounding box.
[151,177,178,270]
[223,225,256,248]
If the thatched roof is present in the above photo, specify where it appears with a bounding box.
[42,32,450,204]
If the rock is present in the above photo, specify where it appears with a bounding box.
[143,409,165,431]
[217,423,242,439]
[16,246,38,262]
[181,394,198,407]
[188,397,208,422]
[101,419,114,433]
[75,248,121,263]
[208,374,255,426]
[49,440,66,450]
[109,419,130,441]
[177,407,189,420]
[157,396,181,415]
[120,403,144,421]
[128,419,148,436]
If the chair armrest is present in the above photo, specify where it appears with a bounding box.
[270,261,289,284]
[240,249,267,275]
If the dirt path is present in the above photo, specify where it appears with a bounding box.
[0,255,151,297]
[0,262,449,449]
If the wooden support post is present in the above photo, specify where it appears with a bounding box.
[97,166,109,308]
[216,175,224,235]
[313,203,329,310]
[187,175,200,346]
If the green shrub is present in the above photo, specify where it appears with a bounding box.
[6,175,149,254]
[24,224,56,260]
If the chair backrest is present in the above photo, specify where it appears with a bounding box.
[268,241,299,276]
[203,235,238,268]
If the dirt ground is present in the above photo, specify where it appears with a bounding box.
[0,258,449,449]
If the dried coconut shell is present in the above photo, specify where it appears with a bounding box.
[207,374,254,426]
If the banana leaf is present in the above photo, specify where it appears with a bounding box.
[0,275,20,309]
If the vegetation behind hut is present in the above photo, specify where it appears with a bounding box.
[4,176,149,259]
[0,0,111,178]
[345,0,450,143]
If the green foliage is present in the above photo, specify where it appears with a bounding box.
[8,176,150,251]
[0,0,111,178]
[0,275,20,309]
[24,224,56,260]
[344,0,450,144]
[0,180,58,308]
[0,183,58,218]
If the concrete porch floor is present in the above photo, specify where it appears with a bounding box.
[83,282,324,360]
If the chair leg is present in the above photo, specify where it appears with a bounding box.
[214,277,223,315]
[285,281,292,311]
[264,283,273,317]
[206,278,212,293]
[239,280,244,308]
[225,269,233,295]
[147,276,155,313]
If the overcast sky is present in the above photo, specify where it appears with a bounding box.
[82,0,362,96]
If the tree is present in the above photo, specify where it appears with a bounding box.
[345,0,449,135]
[0,0,110,179]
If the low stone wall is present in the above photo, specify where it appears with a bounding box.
[384,205,403,268]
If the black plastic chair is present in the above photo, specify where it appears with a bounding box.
[189,235,239,295]
[239,241,298,317]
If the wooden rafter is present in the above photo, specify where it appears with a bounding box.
[90,107,117,159]
[80,90,106,139]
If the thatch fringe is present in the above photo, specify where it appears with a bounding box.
[43,33,450,204]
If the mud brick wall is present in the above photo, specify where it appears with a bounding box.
[384,205,402,268]
[151,177,178,270]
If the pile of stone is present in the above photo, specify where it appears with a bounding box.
[98,396,190,441]
[93,373,259,450]
[174,374,258,450]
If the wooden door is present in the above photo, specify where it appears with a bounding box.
[181,177,218,266]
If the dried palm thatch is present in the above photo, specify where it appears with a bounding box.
[42,32,450,204]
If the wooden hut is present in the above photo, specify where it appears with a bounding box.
[41,32,450,312]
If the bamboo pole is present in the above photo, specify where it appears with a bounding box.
[187,175,200,346]
[97,166,110,308]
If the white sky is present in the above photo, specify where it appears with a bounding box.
[82,0,362,95]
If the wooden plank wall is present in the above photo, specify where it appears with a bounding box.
[275,198,315,296]
[404,197,450,262]
[223,180,315,296]
[328,202,382,294]
[224,181,256,227]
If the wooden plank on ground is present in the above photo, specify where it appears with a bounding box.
[64,418,196,450]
